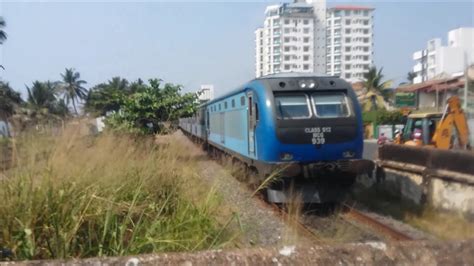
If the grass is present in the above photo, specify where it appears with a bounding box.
[406,208,474,240]
[0,126,234,261]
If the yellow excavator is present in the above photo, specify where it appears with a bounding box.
[394,96,470,150]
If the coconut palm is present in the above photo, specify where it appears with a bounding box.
[0,17,6,44]
[26,81,58,111]
[59,68,87,115]
[362,67,392,111]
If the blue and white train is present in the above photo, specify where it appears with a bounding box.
[180,73,373,203]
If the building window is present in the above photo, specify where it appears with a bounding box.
[303,46,310,52]
[224,102,228,109]
[345,73,351,79]
[363,20,369,25]
[345,29,351,34]
[345,47,351,52]
[284,55,290,60]
[303,64,310,70]
[363,38,369,43]
[303,37,310,43]
[284,46,290,52]
[363,10,369,16]
[284,37,290,43]
[284,64,291,70]
[345,37,351,43]
[363,56,369,61]
[219,104,221,111]
[303,28,310,34]
[284,28,290,33]
[363,47,369,52]
[345,10,350,16]
[303,19,309,25]
[284,19,290,24]
[241,96,245,106]
[345,19,351,25]
[303,55,309,61]
[345,64,351,70]
[363,29,369,34]
[345,55,351,60]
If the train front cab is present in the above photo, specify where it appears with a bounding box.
[249,76,374,203]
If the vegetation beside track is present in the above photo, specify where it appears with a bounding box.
[0,127,235,261]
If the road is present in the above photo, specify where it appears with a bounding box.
[363,140,378,161]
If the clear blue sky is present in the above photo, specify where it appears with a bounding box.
[0,0,473,98]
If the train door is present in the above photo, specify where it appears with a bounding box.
[247,92,256,157]
[219,112,225,144]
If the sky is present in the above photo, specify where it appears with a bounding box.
[0,0,473,99]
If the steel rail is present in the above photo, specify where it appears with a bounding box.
[341,204,413,241]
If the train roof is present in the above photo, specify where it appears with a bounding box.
[201,73,348,107]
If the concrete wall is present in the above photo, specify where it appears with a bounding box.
[371,167,474,218]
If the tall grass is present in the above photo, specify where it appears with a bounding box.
[0,127,231,260]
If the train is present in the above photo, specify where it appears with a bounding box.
[179,73,374,203]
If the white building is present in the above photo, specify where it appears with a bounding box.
[197,84,214,103]
[326,6,375,83]
[255,0,327,78]
[412,27,474,84]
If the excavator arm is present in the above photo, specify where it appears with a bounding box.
[432,96,470,149]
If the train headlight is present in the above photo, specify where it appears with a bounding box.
[280,153,294,161]
[298,79,316,89]
[298,80,307,88]
[342,150,355,158]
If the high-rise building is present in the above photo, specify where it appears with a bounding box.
[255,0,327,78]
[412,27,474,84]
[326,6,375,83]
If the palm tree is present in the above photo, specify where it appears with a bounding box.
[26,81,57,111]
[59,68,87,115]
[362,67,392,111]
[0,17,6,44]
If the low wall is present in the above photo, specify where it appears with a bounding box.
[3,241,474,265]
[366,165,474,218]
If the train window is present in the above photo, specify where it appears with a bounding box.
[311,92,351,118]
[231,99,235,108]
[224,102,228,109]
[274,94,311,119]
[241,96,245,106]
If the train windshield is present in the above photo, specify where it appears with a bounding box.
[311,92,351,118]
[274,94,311,119]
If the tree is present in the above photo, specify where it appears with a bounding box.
[26,81,57,111]
[362,67,392,111]
[105,79,198,134]
[0,17,6,44]
[0,82,22,136]
[407,71,417,84]
[85,77,131,116]
[59,68,87,115]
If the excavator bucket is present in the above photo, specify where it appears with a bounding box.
[378,144,474,182]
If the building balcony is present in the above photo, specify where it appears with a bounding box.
[413,63,423,72]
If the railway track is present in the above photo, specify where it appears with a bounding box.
[268,201,415,243]
[340,204,414,241]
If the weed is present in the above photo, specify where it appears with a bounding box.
[0,126,232,260]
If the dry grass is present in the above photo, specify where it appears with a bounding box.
[406,209,474,240]
[0,126,235,261]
